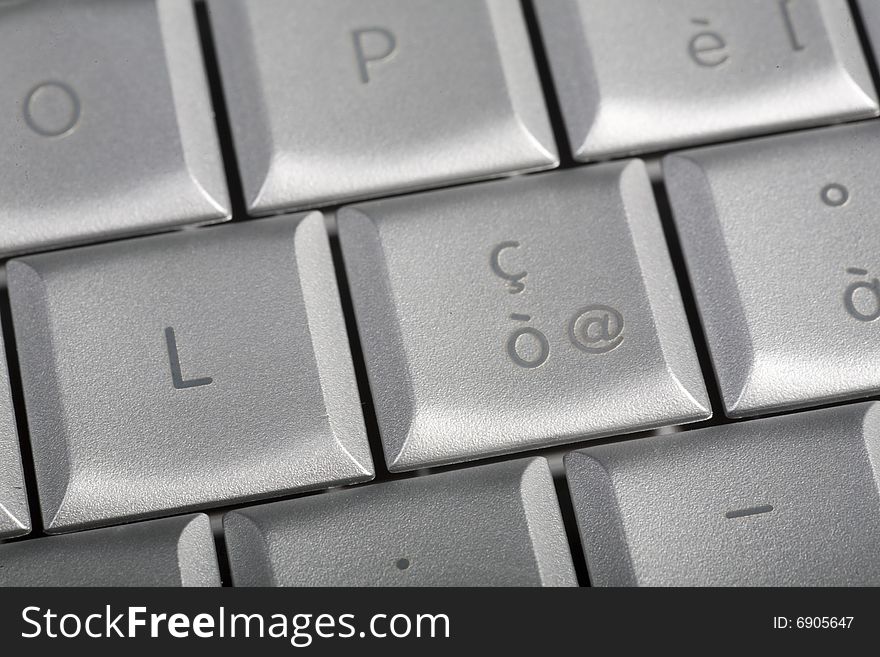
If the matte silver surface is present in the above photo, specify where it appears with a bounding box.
[0,328,29,540]
[339,163,710,471]
[207,0,558,213]
[665,121,880,417]
[857,0,880,62]
[567,402,880,586]
[0,0,229,256]
[535,0,878,160]
[0,514,219,586]
[7,213,373,533]
[224,457,576,587]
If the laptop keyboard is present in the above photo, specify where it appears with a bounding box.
[1,0,880,586]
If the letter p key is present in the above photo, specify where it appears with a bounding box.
[352,27,397,83]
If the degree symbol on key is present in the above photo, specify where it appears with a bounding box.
[23,81,81,138]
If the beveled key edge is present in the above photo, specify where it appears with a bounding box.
[565,400,880,586]
[156,0,232,221]
[209,0,559,215]
[662,151,757,417]
[0,513,221,586]
[536,0,879,162]
[223,457,577,587]
[0,0,231,258]
[5,212,373,533]
[340,163,710,472]
[0,327,30,540]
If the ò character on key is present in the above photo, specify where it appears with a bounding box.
[843,268,880,322]
[506,314,549,369]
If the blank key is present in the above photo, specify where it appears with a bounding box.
[224,458,576,586]
[567,402,880,586]
[207,0,558,213]
[339,164,709,471]
[666,121,880,416]
[535,0,878,160]
[0,0,230,256]
[7,213,373,533]
[0,514,219,586]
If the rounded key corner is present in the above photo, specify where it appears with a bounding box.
[668,380,713,424]
[383,448,422,475]
[272,209,330,243]
[660,151,710,189]
[696,404,714,422]
[0,521,31,542]
[336,204,382,231]
[298,208,326,223]
[182,511,214,530]
[515,455,557,489]
[4,256,41,282]
[563,447,605,474]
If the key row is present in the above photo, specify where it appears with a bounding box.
[3,119,880,533]
[3,402,880,586]
[4,0,880,255]
[0,159,705,535]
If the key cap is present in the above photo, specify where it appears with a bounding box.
[567,402,880,586]
[339,163,710,471]
[534,0,878,161]
[0,514,219,586]
[0,0,229,256]
[665,122,880,416]
[7,213,373,533]
[224,457,576,586]
[207,0,558,213]
[0,328,29,540]
[857,0,880,60]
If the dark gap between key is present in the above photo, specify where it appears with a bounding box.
[551,473,591,586]
[650,178,727,428]
[0,278,45,537]
[208,511,234,587]
[521,0,575,169]
[327,229,394,483]
[194,0,249,221]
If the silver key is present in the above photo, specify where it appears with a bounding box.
[224,457,576,586]
[665,122,880,417]
[0,0,229,256]
[0,328,29,540]
[0,514,219,586]
[857,0,880,62]
[567,402,880,586]
[535,0,878,160]
[339,164,710,471]
[7,213,373,533]
[207,0,557,213]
